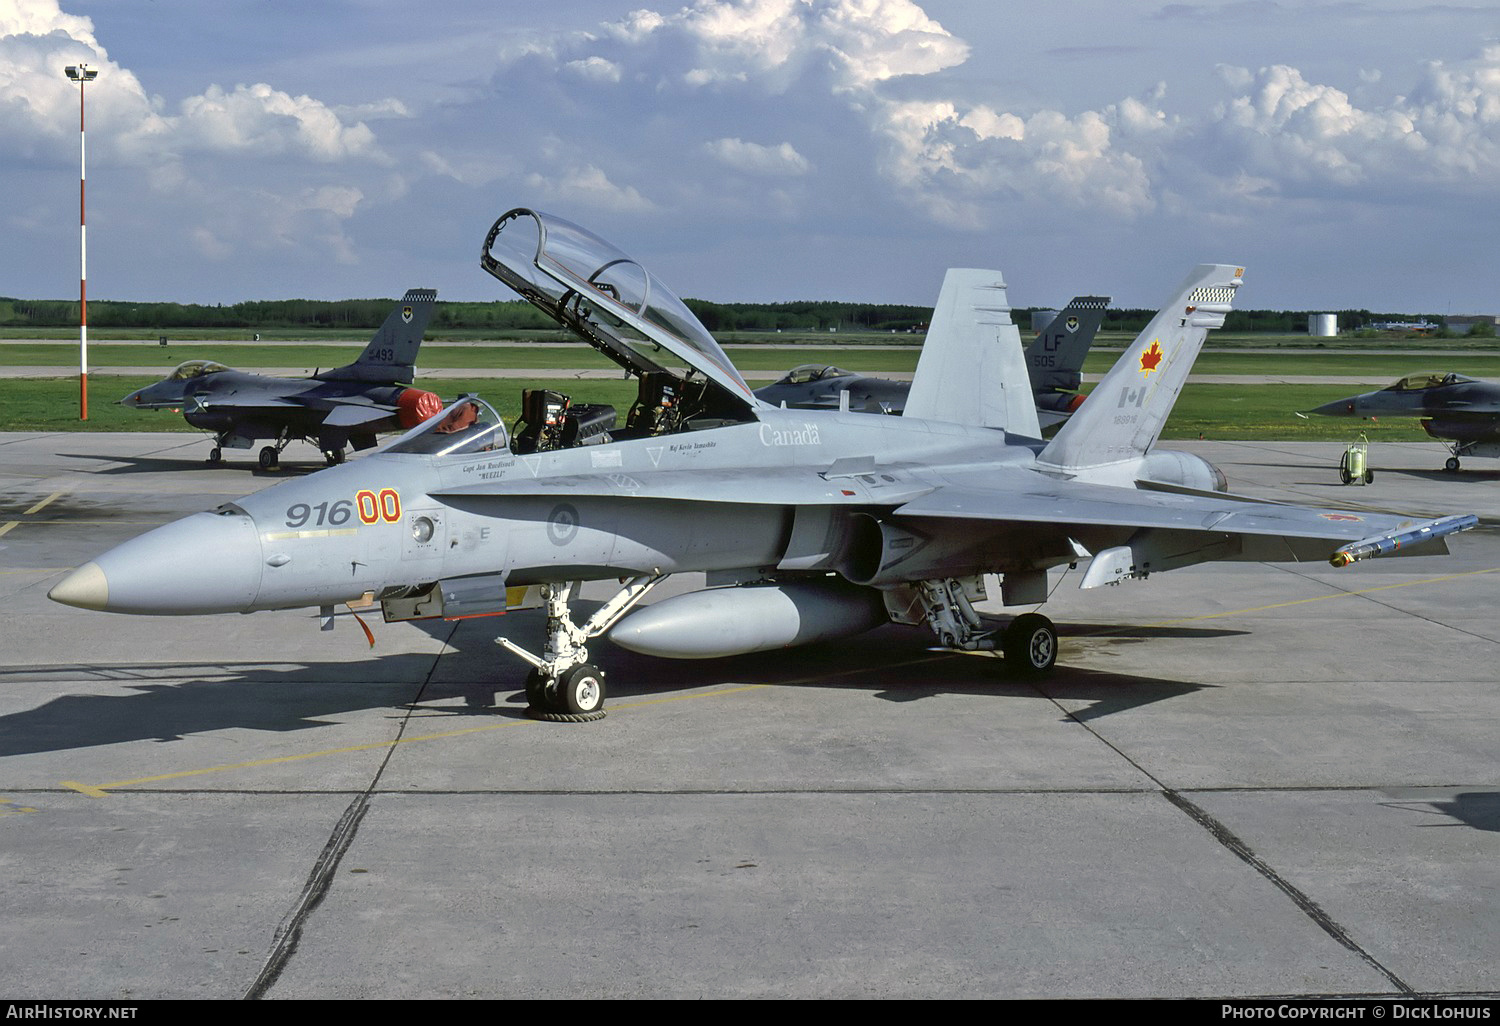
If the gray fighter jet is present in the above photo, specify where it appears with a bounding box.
[1306,372,1500,472]
[753,295,1109,429]
[51,209,1475,722]
[120,289,441,469]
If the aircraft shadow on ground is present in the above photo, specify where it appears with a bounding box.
[56,451,324,477]
[0,614,1233,758]
[1380,791,1500,833]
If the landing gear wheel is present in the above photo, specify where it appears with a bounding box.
[1003,613,1058,676]
[258,446,279,470]
[523,668,548,710]
[207,447,222,465]
[524,664,608,723]
[1445,456,1461,473]
[324,449,345,466]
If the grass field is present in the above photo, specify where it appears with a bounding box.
[8,340,1500,381]
[0,374,1436,443]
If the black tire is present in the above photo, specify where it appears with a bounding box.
[207,447,222,465]
[1339,466,1352,485]
[258,446,279,470]
[1003,613,1058,676]
[558,663,606,714]
[1364,469,1374,484]
[1445,457,1461,473]
[523,668,549,710]
[324,449,345,466]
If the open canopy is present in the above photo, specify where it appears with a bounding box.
[480,208,754,406]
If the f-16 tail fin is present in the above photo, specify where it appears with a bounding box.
[1026,295,1110,394]
[319,288,438,384]
[1037,265,1243,473]
[1028,295,1110,430]
[903,269,1042,439]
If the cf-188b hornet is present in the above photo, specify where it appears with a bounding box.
[754,294,1108,430]
[120,289,441,469]
[53,210,1475,722]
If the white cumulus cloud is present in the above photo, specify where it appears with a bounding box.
[704,137,811,175]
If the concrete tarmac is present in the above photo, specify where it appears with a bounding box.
[1,432,1496,999]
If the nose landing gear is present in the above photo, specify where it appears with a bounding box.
[498,575,666,722]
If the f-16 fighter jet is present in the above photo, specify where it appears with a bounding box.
[120,289,441,469]
[754,295,1109,430]
[53,210,1475,723]
[1306,372,1500,472]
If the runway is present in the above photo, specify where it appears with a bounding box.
[1,432,1497,999]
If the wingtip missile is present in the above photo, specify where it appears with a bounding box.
[1329,514,1478,567]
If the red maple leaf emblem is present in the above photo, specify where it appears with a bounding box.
[1139,340,1164,375]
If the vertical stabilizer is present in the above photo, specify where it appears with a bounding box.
[320,288,438,384]
[903,269,1042,438]
[1037,265,1243,472]
[1025,295,1110,394]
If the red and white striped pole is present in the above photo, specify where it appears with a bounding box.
[65,63,97,420]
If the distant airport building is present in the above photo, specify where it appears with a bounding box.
[1370,319,1439,332]
[1444,315,1500,335]
[1309,313,1337,337]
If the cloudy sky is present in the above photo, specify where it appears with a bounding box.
[5,0,1499,313]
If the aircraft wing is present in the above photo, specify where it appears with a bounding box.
[322,403,395,428]
[893,467,1475,578]
[190,395,302,410]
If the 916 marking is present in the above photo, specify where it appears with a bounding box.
[285,488,401,528]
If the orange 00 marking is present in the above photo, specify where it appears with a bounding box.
[355,490,379,524]
[379,488,401,523]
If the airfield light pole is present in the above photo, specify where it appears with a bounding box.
[65,63,98,421]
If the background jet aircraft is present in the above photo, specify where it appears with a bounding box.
[121,289,441,469]
[752,295,1109,429]
[52,210,1474,725]
[1306,372,1500,472]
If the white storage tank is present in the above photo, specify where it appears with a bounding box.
[1309,313,1338,337]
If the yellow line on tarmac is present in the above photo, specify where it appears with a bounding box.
[59,781,110,798]
[0,522,17,538]
[24,491,66,515]
[1137,565,1500,629]
[59,683,768,796]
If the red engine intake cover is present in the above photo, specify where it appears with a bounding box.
[396,388,443,428]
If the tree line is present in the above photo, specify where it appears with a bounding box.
[0,296,1454,335]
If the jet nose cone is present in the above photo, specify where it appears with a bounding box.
[1306,397,1360,417]
[49,511,264,614]
[48,561,110,610]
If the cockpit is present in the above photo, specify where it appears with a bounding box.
[777,364,852,385]
[1384,372,1476,392]
[167,360,230,380]
[479,208,760,445]
[385,397,508,457]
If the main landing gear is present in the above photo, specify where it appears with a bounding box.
[496,575,666,722]
[914,578,1058,676]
